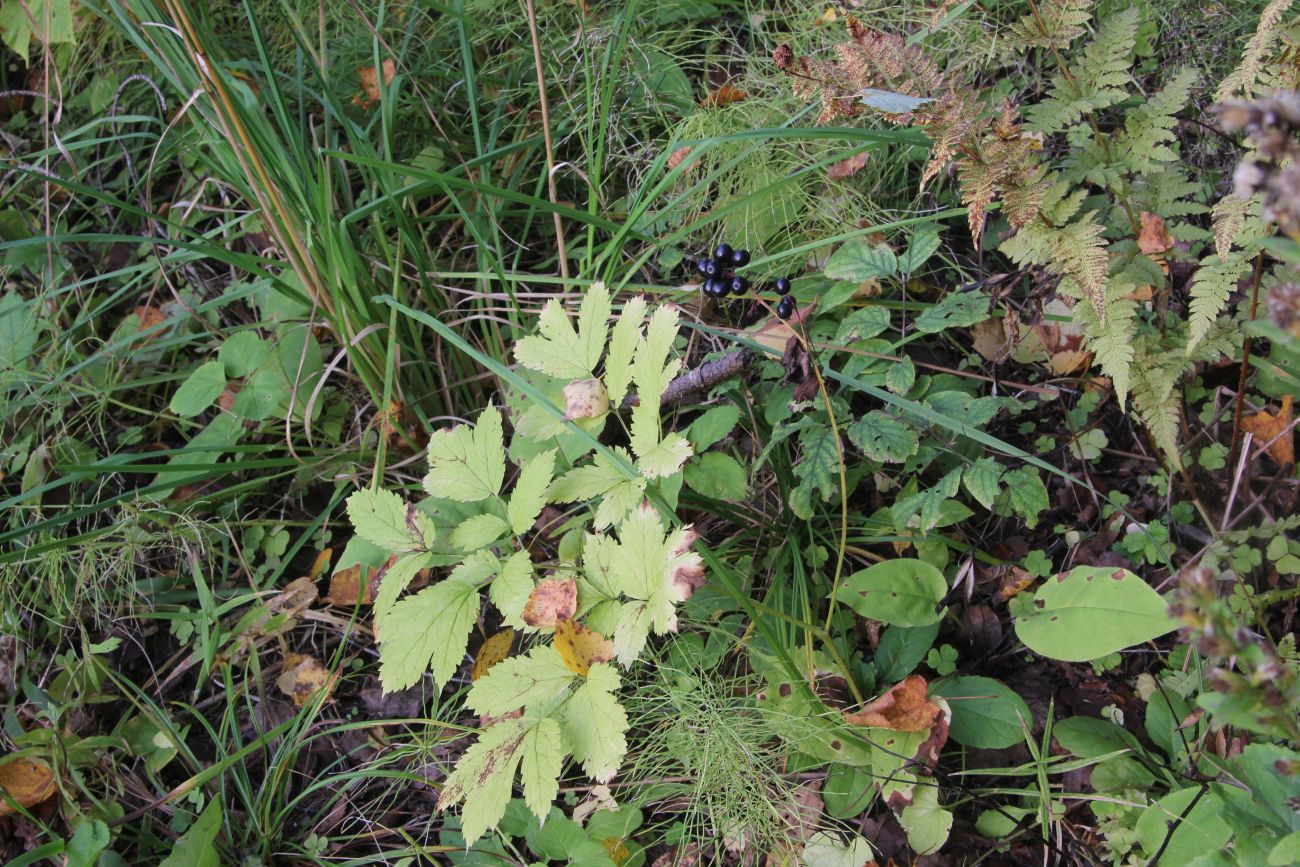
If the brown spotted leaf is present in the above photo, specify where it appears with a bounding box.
[555,617,615,676]
[276,653,339,707]
[521,577,577,628]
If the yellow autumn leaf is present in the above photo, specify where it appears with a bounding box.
[554,618,614,676]
[472,627,515,681]
[0,756,57,816]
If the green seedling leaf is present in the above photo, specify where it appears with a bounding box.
[378,573,480,690]
[898,224,942,273]
[998,467,1049,528]
[825,239,898,282]
[170,361,226,417]
[802,832,877,867]
[424,404,506,502]
[836,559,947,627]
[159,797,223,867]
[1015,566,1178,661]
[218,331,268,378]
[686,405,741,451]
[684,452,747,500]
[515,282,611,379]
[962,458,1005,510]
[346,487,435,552]
[875,622,940,682]
[848,411,919,463]
[1134,788,1230,866]
[914,290,990,334]
[899,783,952,855]
[931,676,1032,749]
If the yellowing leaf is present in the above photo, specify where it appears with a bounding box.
[472,628,516,681]
[555,617,615,676]
[0,756,56,816]
[522,578,578,628]
[275,653,339,707]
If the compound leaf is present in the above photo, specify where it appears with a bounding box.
[424,405,506,502]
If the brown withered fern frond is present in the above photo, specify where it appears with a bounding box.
[774,21,1048,241]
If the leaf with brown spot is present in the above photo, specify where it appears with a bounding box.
[276,653,338,707]
[563,379,610,420]
[1137,211,1174,256]
[472,627,515,681]
[700,83,747,107]
[269,575,319,618]
[843,675,941,732]
[747,300,817,352]
[1241,394,1294,466]
[0,756,56,816]
[521,577,577,628]
[554,617,614,676]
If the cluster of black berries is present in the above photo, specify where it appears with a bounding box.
[695,243,796,319]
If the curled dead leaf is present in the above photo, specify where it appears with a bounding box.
[0,755,56,816]
[746,300,817,352]
[1241,394,1295,466]
[276,653,338,707]
[700,83,747,108]
[827,151,870,180]
[324,563,373,606]
[1137,211,1174,256]
[843,675,941,732]
[522,577,577,628]
[354,58,397,109]
[667,146,694,173]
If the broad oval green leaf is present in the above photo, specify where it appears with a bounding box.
[825,239,898,282]
[931,676,1032,748]
[1134,787,1230,865]
[836,559,947,627]
[1014,566,1177,661]
[170,361,226,417]
[684,452,747,500]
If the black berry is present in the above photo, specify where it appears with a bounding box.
[776,294,795,319]
[704,259,721,277]
[774,276,792,296]
[731,249,751,267]
[714,243,733,261]
[730,275,749,295]
[697,258,711,276]
[707,278,728,297]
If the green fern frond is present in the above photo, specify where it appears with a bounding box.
[1187,255,1250,353]
[1025,7,1139,134]
[1131,355,1184,467]
[1002,209,1110,320]
[1080,289,1137,405]
[1211,195,1260,259]
[1116,68,1197,174]
[1006,0,1095,51]
[1215,0,1297,100]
